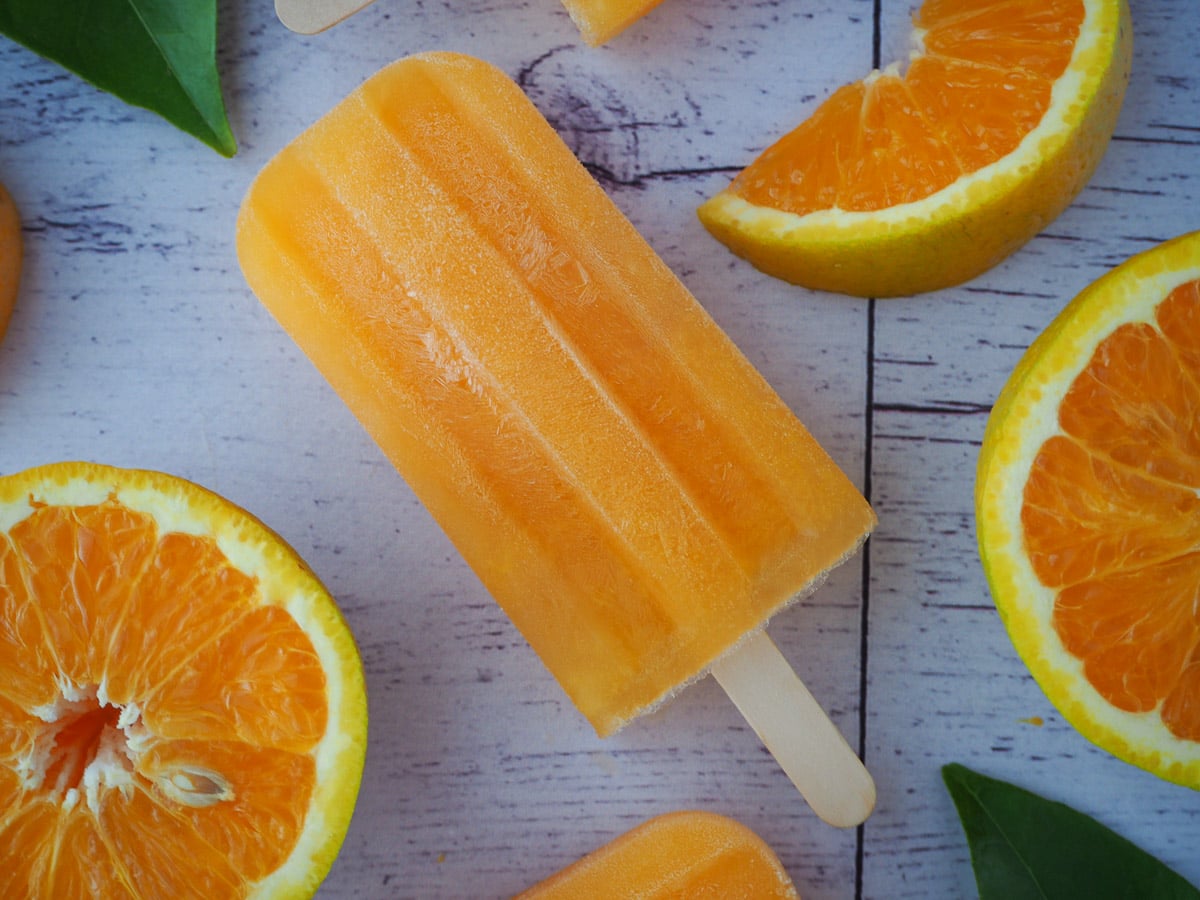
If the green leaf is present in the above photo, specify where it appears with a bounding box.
[943,764,1200,900]
[0,0,236,156]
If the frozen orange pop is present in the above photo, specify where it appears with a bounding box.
[236,52,876,826]
[517,810,801,898]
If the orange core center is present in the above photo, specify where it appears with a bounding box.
[42,697,125,797]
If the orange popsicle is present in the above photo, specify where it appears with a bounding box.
[236,52,876,825]
[517,811,801,898]
[559,0,667,45]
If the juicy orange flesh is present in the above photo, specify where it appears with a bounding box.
[1021,279,1200,740]
[729,0,1083,214]
[0,498,325,897]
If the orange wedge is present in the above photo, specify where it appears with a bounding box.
[698,0,1132,298]
[976,230,1200,788]
[0,462,367,897]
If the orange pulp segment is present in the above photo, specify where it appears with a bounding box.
[731,0,1085,216]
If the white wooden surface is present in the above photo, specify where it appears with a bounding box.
[1,0,1197,897]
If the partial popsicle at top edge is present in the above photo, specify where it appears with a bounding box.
[516,810,802,898]
[0,181,21,344]
[275,0,659,41]
[235,51,876,824]
[558,0,668,45]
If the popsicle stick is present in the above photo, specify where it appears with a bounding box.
[275,0,378,34]
[710,630,876,828]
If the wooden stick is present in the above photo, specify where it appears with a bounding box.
[275,0,379,34]
[710,630,876,828]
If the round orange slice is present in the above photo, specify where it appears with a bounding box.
[976,230,1200,788]
[698,0,1132,298]
[0,180,21,342]
[0,462,367,897]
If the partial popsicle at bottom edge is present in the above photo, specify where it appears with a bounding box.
[516,810,802,898]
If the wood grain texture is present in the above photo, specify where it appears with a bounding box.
[0,0,1197,897]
